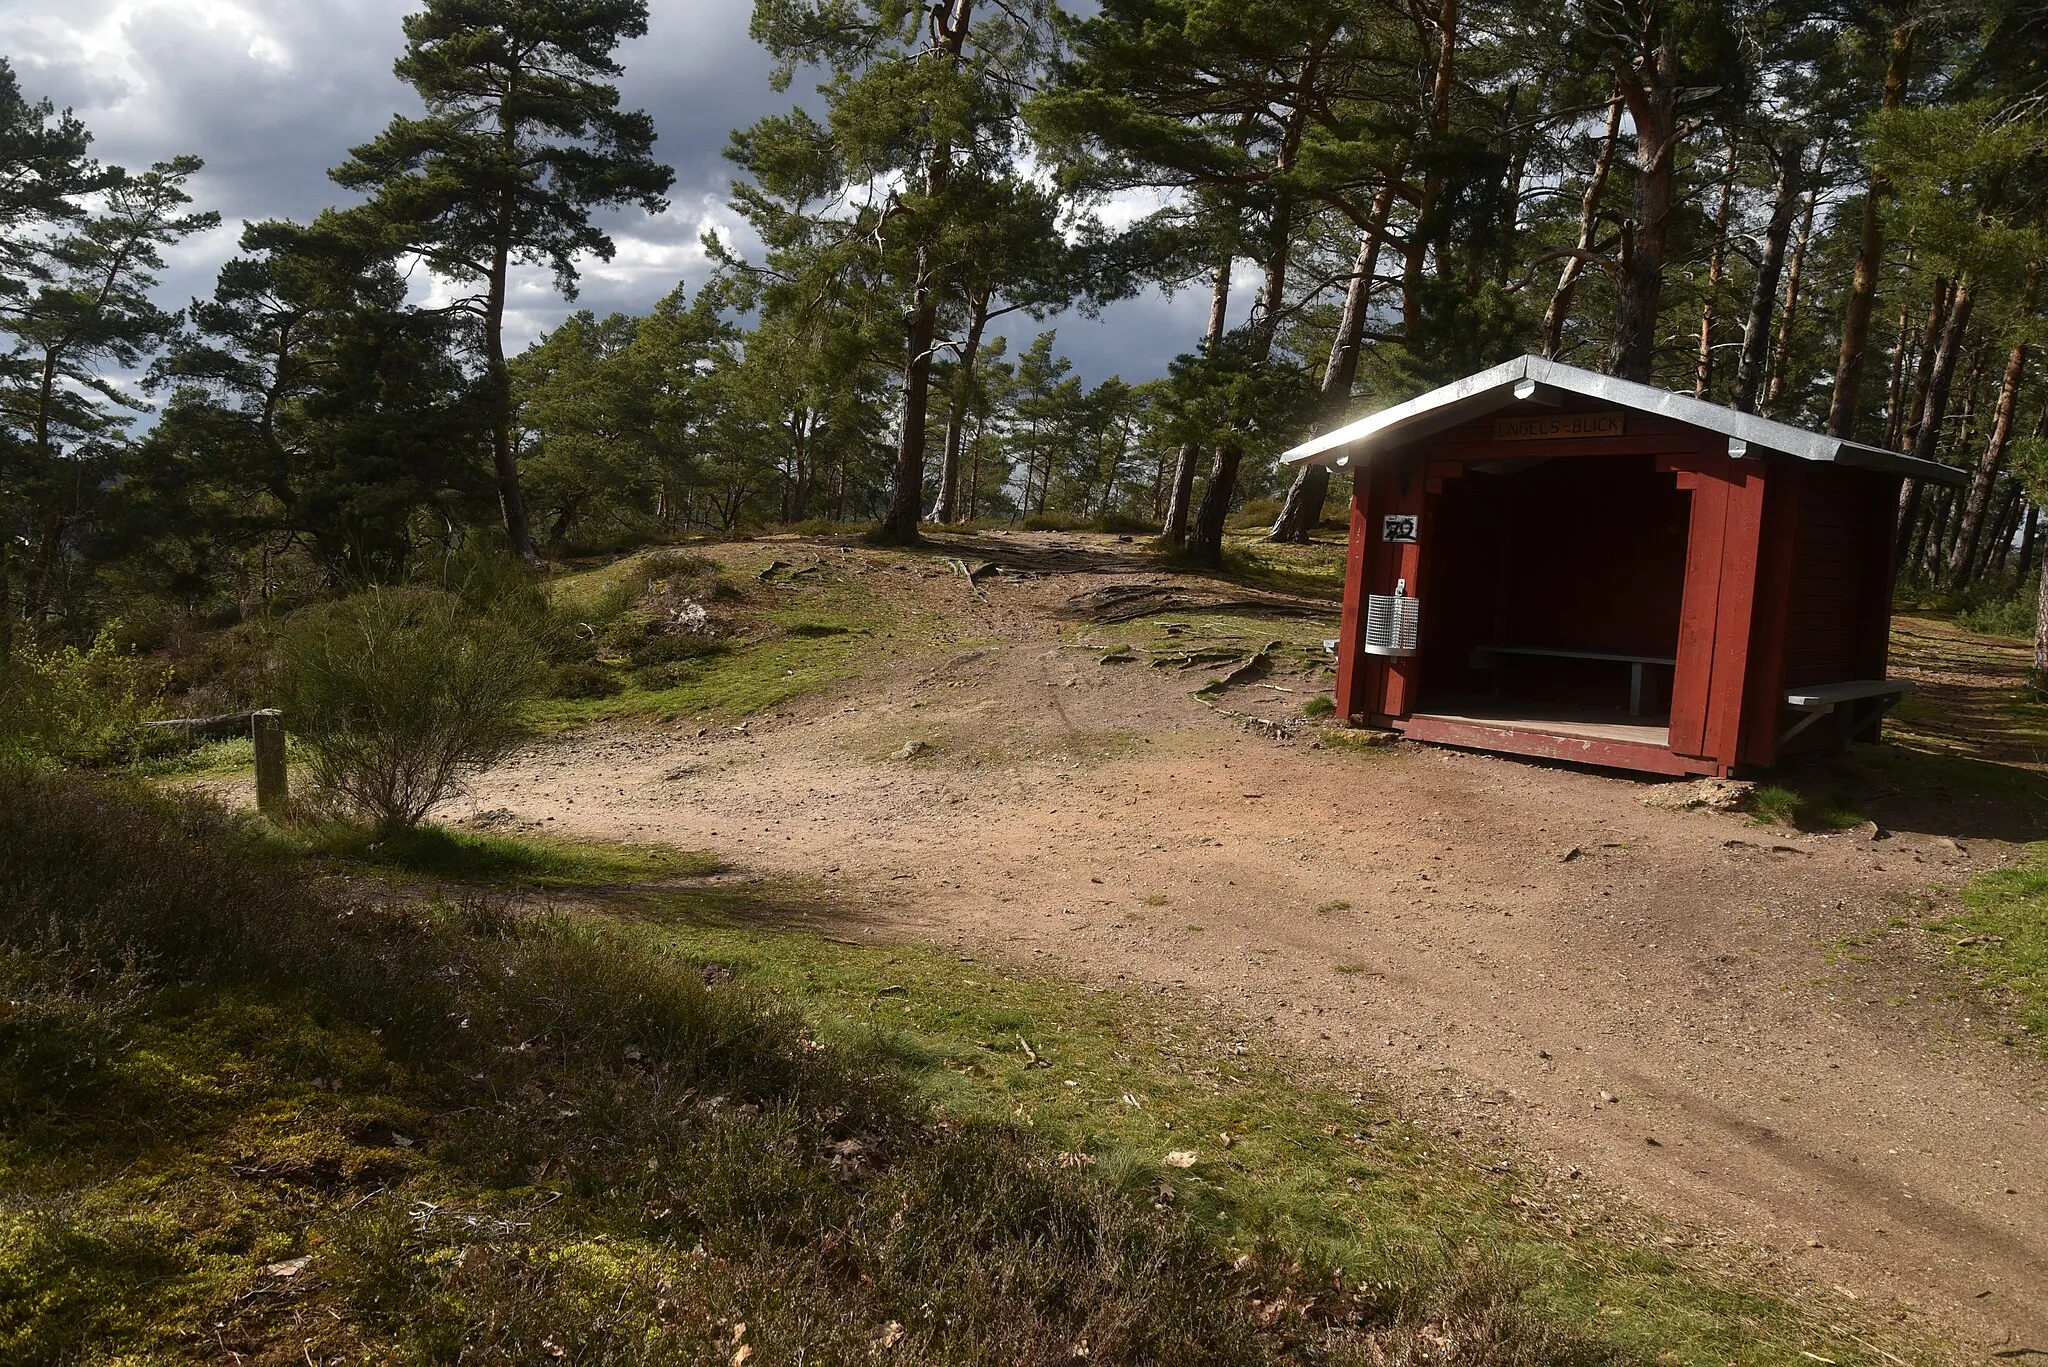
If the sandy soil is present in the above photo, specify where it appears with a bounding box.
[445,534,2047,1355]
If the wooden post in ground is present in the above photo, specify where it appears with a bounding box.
[253,709,287,818]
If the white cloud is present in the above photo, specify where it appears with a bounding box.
[2,0,1215,386]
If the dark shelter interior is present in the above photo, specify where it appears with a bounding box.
[1415,454,1691,731]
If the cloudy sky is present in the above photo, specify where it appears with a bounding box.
[2,0,1220,385]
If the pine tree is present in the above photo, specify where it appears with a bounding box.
[332,0,673,563]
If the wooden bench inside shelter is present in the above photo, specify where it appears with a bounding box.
[1466,645,1678,716]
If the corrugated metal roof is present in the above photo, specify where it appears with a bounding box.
[1280,355,1968,486]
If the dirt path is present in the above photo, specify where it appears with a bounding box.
[456,535,2048,1356]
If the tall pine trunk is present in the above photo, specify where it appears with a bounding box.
[1185,23,1336,566]
[877,0,973,546]
[1895,274,1974,575]
[1607,29,1681,381]
[931,289,989,525]
[1186,204,1295,564]
[1828,17,1915,438]
[1880,288,1915,448]
[1764,145,1824,413]
[1162,256,1232,548]
[1948,271,2034,582]
[1694,133,1739,398]
[486,196,540,563]
[1542,94,1623,359]
[1269,182,1394,543]
[1732,140,1802,414]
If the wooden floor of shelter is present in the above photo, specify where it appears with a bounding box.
[1406,696,1673,747]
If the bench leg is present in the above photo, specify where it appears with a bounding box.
[1629,663,1643,717]
[1779,704,1834,747]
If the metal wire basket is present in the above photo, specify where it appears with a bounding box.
[1362,580,1419,657]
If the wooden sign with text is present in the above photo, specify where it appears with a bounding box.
[1492,411,1626,442]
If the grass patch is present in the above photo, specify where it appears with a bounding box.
[1933,851,2048,1048]
[1743,784,1865,831]
[1852,745,2048,803]
[129,734,264,778]
[1209,536,1350,601]
[614,891,1913,1367]
[528,576,892,731]
[298,821,718,888]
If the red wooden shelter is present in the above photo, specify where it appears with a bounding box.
[1282,356,1965,778]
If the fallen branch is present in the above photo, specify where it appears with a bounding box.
[141,709,270,740]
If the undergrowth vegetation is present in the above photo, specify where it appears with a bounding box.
[1939,853,2048,1049]
[0,769,1909,1365]
[294,820,721,888]
[1742,783,1867,832]
[526,548,893,727]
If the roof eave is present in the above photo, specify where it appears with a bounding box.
[1281,353,1967,486]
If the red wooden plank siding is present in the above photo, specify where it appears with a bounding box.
[1783,465,1871,688]
[1701,459,1766,772]
[1739,455,1806,767]
[1334,468,1373,719]
[1666,455,1728,759]
[1856,474,1903,679]
[1376,451,1429,718]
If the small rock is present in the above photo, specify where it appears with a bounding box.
[262,1256,312,1278]
[1642,777,1754,812]
[890,740,929,761]
[1599,1090,1619,1105]
[1164,1150,1199,1168]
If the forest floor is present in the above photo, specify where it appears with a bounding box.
[220,530,2048,1358]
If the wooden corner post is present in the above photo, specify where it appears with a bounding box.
[253,709,288,818]
[1333,467,1373,719]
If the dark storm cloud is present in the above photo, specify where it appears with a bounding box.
[1,0,1210,383]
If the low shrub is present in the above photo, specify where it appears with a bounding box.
[1956,589,2037,640]
[281,589,542,831]
[547,662,624,699]
[0,626,170,766]
[1228,498,1284,530]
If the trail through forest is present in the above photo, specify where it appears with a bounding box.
[439,534,2048,1354]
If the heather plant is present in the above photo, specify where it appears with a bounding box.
[281,588,540,831]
